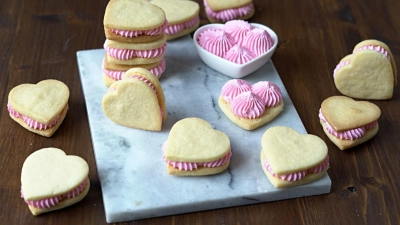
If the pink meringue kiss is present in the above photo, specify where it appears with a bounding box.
[193,23,278,78]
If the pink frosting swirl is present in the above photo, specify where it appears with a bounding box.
[165,15,199,35]
[110,20,168,37]
[243,28,274,57]
[102,58,166,80]
[7,102,61,130]
[318,109,377,140]
[162,141,232,171]
[104,42,167,60]
[21,178,89,209]
[263,156,329,181]
[251,81,282,107]
[203,0,254,22]
[220,79,252,103]
[231,91,265,119]
[223,45,255,64]
[198,29,236,58]
[223,20,252,45]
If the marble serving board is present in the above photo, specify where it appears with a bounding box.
[76,35,331,223]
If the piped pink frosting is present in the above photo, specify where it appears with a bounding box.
[220,79,283,119]
[251,81,282,107]
[204,0,254,22]
[243,28,274,57]
[231,91,265,119]
[223,20,252,45]
[165,15,199,35]
[223,45,255,64]
[319,109,378,140]
[198,29,235,58]
[110,20,168,37]
[102,58,166,80]
[221,79,252,102]
[104,42,167,60]
[162,141,232,171]
[21,178,89,209]
[7,102,61,130]
[333,44,391,77]
[264,156,329,181]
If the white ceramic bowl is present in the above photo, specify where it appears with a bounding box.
[193,23,278,79]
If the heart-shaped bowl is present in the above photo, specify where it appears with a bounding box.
[193,23,278,78]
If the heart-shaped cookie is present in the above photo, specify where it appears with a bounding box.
[104,0,167,43]
[333,39,397,100]
[102,68,166,131]
[8,79,69,137]
[204,0,254,23]
[21,148,90,215]
[319,96,380,150]
[163,117,231,176]
[151,0,200,40]
[260,126,329,188]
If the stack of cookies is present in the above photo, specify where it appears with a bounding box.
[102,0,168,87]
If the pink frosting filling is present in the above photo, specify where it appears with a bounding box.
[165,15,199,35]
[162,141,232,171]
[110,20,168,37]
[319,109,377,140]
[231,91,265,119]
[7,102,61,130]
[21,178,89,209]
[104,42,167,60]
[333,44,391,77]
[204,0,254,22]
[264,156,329,181]
[102,58,166,80]
[221,79,283,119]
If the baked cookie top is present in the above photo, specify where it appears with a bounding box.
[104,0,166,30]
[21,148,89,201]
[321,96,381,132]
[8,79,69,125]
[206,0,253,11]
[151,0,199,25]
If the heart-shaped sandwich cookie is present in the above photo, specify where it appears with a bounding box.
[319,96,380,150]
[104,0,167,43]
[151,0,200,40]
[218,79,284,130]
[204,0,255,23]
[260,126,329,188]
[163,117,231,176]
[333,39,397,100]
[7,79,69,137]
[21,148,90,215]
[102,68,167,131]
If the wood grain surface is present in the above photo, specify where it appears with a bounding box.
[1,0,399,224]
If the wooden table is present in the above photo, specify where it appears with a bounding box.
[1,0,399,224]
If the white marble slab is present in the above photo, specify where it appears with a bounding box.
[76,35,331,223]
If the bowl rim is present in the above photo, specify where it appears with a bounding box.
[193,22,279,68]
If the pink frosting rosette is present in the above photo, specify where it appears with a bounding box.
[198,29,235,58]
[223,45,255,64]
[231,91,265,119]
[220,79,252,102]
[251,81,282,107]
[223,20,252,45]
[243,28,274,57]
